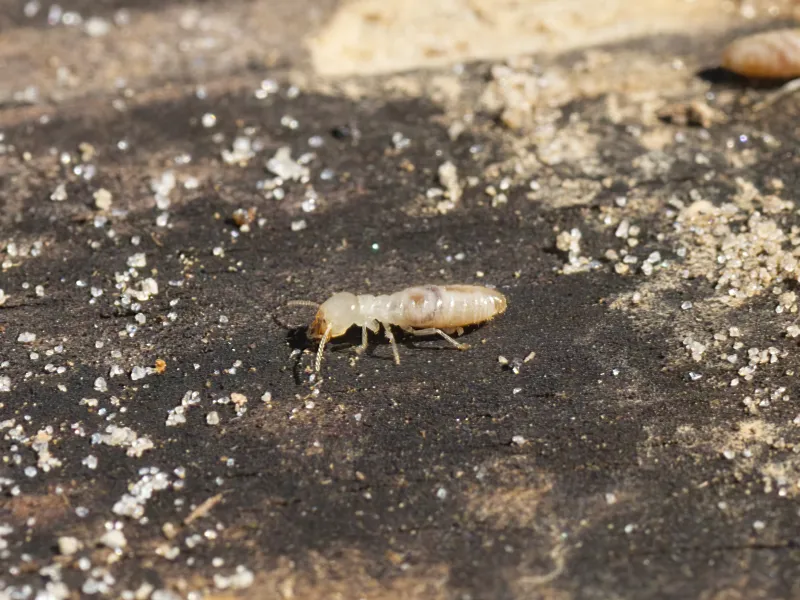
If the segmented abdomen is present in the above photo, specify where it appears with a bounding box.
[390,285,507,329]
[722,29,800,79]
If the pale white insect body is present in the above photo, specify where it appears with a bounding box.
[300,284,508,371]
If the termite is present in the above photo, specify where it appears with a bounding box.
[722,28,800,79]
[290,284,507,371]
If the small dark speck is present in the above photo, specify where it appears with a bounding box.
[331,124,360,140]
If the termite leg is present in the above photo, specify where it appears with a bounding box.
[315,324,333,372]
[355,324,369,355]
[403,327,470,350]
[753,77,800,112]
[383,324,401,364]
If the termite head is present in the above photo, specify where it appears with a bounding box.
[308,292,359,340]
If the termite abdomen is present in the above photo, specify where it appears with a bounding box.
[722,29,800,79]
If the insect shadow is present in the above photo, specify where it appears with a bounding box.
[283,324,376,356]
[278,314,483,382]
[284,323,450,357]
[696,66,792,89]
[276,311,384,382]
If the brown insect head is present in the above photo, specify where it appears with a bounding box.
[308,310,331,340]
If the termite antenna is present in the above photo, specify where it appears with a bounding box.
[315,324,333,372]
[287,300,320,308]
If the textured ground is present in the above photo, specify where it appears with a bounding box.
[2,1,800,599]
